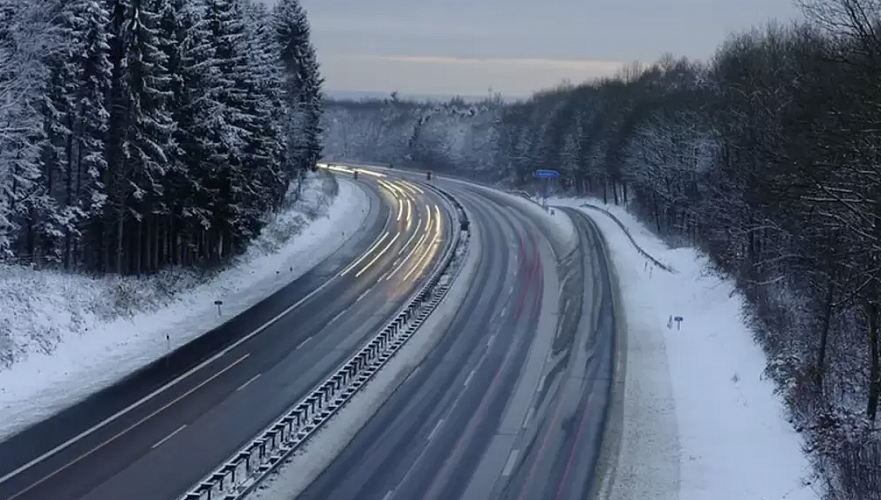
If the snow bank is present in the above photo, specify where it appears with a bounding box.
[551,197,819,500]
[0,174,369,441]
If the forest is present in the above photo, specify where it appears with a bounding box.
[320,0,881,497]
[0,0,322,275]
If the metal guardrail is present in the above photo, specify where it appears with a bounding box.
[177,183,470,500]
[577,203,676,274]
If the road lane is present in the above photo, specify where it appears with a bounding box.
[291,167,619,500]
[294,183,552,500]
[0,176,453,500]
[496,206,616,500]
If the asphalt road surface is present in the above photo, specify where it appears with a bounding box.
[294,176,617,500]
[492,206,616,500]
[0,174,452,500]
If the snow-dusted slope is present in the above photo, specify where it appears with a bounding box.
[550,197,819,500]
[0,175,369,441]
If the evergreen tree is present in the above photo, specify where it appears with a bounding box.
[1,0,324,272]
[105,0,175,273]
[272,0,323,182]
[74,0,112,270]
[241,0,286,214]
[0,0,57,261]
[42,0,112,269]
[152,0,205,267]
[202,0,254,257]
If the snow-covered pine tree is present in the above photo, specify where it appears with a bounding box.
[170,0,225,266]
[73,0,112,271]
[41,0,112,270]
[105,0,175,274]
[202,0,258,259]
[272,0,323,186]
[240,0,286,217]
[41,17,76,265]
[151,0,209,268]
[0,0,57,261]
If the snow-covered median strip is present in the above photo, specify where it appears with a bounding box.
[246,217,480,500]
[0,174,369,441]
[551,197,818,500]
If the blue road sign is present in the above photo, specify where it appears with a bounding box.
[534,169,560,179]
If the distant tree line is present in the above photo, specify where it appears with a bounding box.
[320,0,881,497]
[0,0,323,274]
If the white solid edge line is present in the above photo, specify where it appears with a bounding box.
[0,182,391,486]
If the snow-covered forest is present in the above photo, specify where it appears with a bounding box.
[0,0,322,274]
[321,1,881,497]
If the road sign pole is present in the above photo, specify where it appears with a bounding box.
[534,169,560,210]
[543,177,549,209]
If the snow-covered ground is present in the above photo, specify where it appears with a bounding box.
[0,174,369,441]
[550,197,819,500]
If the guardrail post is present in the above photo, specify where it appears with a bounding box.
[305,398,315,420]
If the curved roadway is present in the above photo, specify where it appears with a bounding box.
[0,174,452,500]
[293,172,618,500]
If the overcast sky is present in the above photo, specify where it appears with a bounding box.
[265,0,802,98]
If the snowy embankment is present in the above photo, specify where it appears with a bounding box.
[0,173,369,441]
[549,197,819,500]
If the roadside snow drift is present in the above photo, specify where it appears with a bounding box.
[0,174,369,441]
[550,198,818,500]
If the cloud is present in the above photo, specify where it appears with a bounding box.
[320,54,630,97]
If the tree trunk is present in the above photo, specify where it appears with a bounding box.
[816,280,834,390]
[868,299,880,423]
[64,115,74,270]
[116,202,125,275]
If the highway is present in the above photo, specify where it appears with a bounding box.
[491,206,616,500]
[292,175,618,500]
[0,173,452,500]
